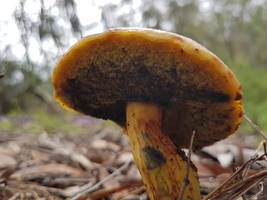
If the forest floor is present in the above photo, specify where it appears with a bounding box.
[0,115,266,200]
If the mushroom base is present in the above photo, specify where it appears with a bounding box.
[126,102,201,200]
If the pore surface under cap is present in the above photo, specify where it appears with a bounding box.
[52,28,243,149]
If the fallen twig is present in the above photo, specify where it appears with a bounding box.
[6,180,64,199]
[210,170,267,200]
[11,163,83,181]
[8,193,20,200]
[244,114,267,142]
[89,180,143,200]
[202,154,266,200]
[200,115,267,199]
[70,160,133,200]
[177,130,196,200]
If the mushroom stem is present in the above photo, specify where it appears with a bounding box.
[126,102,201,200]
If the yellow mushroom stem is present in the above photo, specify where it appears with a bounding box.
[126,102,201,200]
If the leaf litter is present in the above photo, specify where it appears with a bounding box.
[0,115,266,200]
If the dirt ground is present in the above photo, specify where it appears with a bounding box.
[0,116,266,200]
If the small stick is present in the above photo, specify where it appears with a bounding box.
[203,156,258,200]
[255,141,265,156]
[70,160,132,200]
[203,153,267,200]
[214,170,267,200]
[89,180,143,200]
[244,114,267,142]
[8,193,20,200]
[177,130,196,200]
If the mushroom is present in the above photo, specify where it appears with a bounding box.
[52,28,243,199]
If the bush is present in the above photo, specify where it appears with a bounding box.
[229,62,267,133]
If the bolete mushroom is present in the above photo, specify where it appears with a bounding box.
[52,28,243,199]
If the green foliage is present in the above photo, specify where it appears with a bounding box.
[31,111,85,134]
[0,118,15,132]
[0,0,84,113]
[0,60,39,113]
[0,109,89,135]
[230,62,267,132]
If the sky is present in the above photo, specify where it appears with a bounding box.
[0,1,23,58]
[0,0,143,59]
[0,0,143,81]
[0,1,104,61]
[0,0,211,61]
[0,0,214,69]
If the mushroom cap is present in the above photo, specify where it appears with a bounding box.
[52,28,243,149]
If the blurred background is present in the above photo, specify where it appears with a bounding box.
[1,0,267,135]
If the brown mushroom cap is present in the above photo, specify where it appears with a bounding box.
[52,28,243,149]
